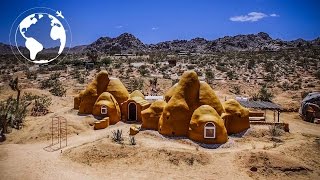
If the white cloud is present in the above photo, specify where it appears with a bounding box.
[230,12,268,22]
[115,25,123,28]
[151,27,159,30]
[270,13,279,17]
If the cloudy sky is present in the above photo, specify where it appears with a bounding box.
[0,0,319,45]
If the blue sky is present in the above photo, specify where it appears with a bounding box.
[1,0,320,46]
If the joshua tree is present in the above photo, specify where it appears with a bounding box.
[86,48,99,63]
[9,77,21,110]
[1,78,31,138]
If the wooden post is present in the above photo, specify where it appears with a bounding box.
[273,110,276,122]
[277,110,280,123]
[264,109,267,121]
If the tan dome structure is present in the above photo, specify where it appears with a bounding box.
[92,92,121,125]
[77,71,110,114]
[106,77,129,105]
[158,70,226,137]
[222,99,250,135]
[130,90,145,99]
[199,82,225,116]
[164,83,177,102]
[141,100,167,130]
[159,71,200,136]
[188,105,228,144]
[75,71,129,114]
[74,71,132,129]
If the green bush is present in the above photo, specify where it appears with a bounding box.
[0,97,31,136]
[100,57,112,66]
[40,72,66,97]
[252,85,273,102]
[138,65,150,76]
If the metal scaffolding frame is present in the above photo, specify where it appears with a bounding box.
[50,116,67,150]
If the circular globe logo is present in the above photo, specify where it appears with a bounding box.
[9,7,72,64]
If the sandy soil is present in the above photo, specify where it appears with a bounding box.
[0,84,319,180]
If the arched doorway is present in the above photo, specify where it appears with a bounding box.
[128,102,137,121]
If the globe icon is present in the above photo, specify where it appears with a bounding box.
[10,8,71,64]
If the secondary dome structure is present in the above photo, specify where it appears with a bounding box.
[92,92,121,125]
[75,71,110,114]
[74,71,131,129]
[157,70,249,144]
[188,105,228,144]
[141,100,167,130]
[158,71,226,137]
[222,99,250,134]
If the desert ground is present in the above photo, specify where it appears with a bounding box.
[0,49,320,179]
[0,81,319,180]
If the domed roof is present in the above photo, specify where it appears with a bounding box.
[188,105,228,144]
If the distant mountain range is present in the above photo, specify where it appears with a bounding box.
[1,32,320,55]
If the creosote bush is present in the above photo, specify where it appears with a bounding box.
[23,93,52,116]
[269,124,284,137]
[40,72,66,97]
[252,85,273,102]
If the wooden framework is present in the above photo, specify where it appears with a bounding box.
[238,100,282,122]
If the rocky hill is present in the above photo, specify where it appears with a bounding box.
[1,32,319,55]
[85,33,146,54]
[87,32,319,53]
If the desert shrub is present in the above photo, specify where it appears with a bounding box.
[72,70,85,84]
[138,65,150,76]
[114,63,121,69]
[40,72,60,89]
[306,83,316,88]
[247,59,255,69]
[264,73,275,82]
[22,93,51,116]
[100,57,112,66]
[269,124,284,137]
[216,65,228,72]
[31,96,51,116]
[252,85,273,102]
[187,64,195,70]
[112,129,123,143]
[40,72,66,97]
[129,136,136,145]
[205,69,214,80]
[26,71,37,80]
[315,70,320,79]
[264,61,274,72]
[0,97,31,138]
[227,71,237,80]
[49,84,66,97]
[230,85,241,95]
[131,78,144,90]
[72,59,83,67]
[280,81,290,90]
